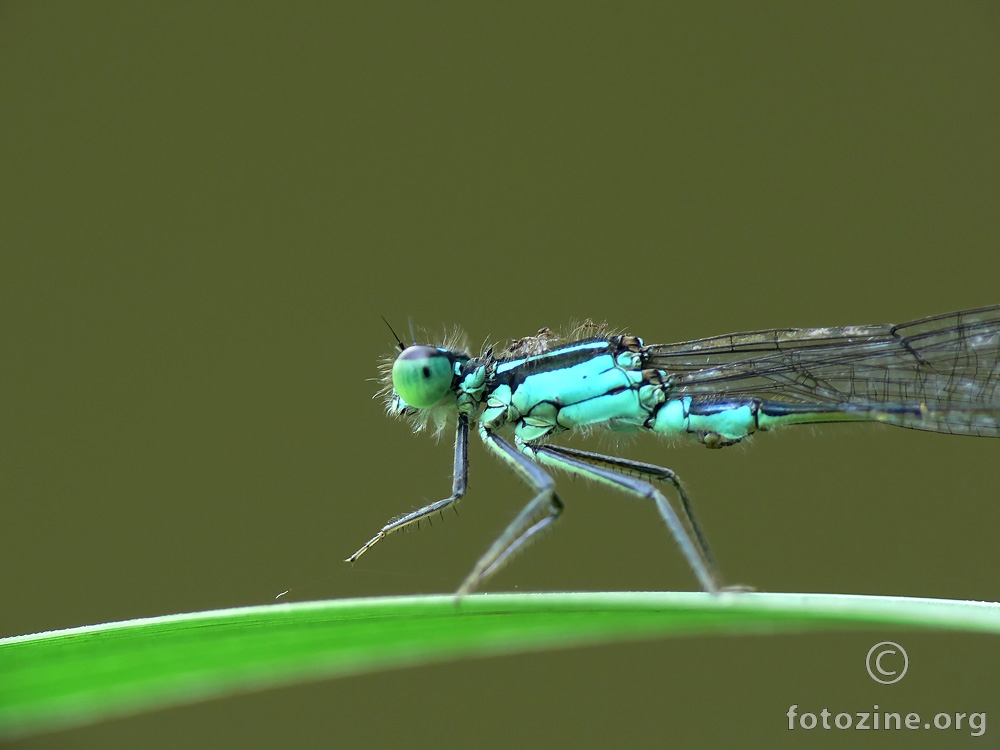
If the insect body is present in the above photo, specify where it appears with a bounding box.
[348,306,1000,595]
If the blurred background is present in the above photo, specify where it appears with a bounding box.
[2,2,998,746]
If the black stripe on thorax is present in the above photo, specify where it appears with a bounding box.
[494,339,614,391]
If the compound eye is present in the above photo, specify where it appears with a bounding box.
[391,346,454,408]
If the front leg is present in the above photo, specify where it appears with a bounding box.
[346,414,469,564]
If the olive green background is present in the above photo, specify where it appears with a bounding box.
[2,2,999,747]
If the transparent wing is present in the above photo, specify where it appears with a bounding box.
[645,305,1000,436]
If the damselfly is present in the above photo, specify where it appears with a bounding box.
[348,305,1000,594]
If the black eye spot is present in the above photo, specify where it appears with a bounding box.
[422,366,431,379]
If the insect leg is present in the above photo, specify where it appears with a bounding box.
[530,443,722,593]
[455,423,564,596]
[346,414,469,563]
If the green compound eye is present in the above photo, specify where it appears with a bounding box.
[391,346,454,408]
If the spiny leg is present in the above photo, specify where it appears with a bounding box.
[539,443,717,575]
[346,414,469,564]
[529,443,722,593]
[455,424,564,597]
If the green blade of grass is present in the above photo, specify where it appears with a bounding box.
[3,591,999,738]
